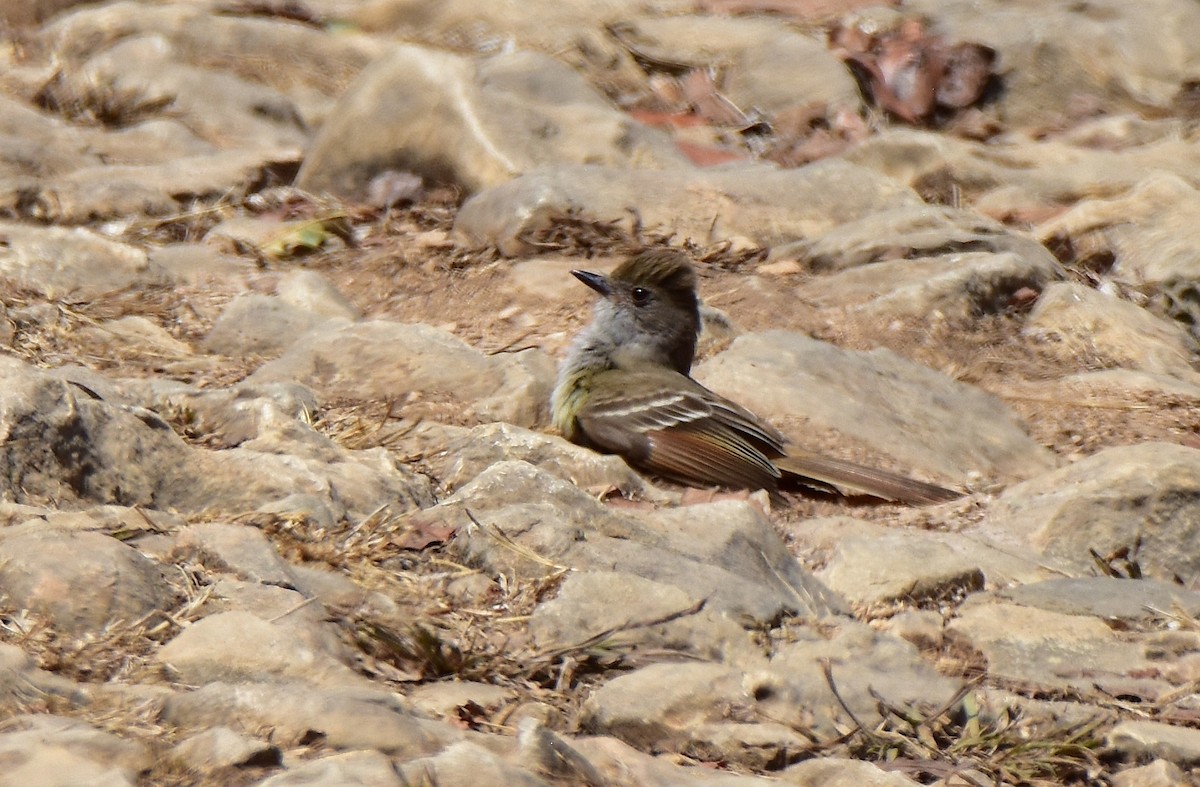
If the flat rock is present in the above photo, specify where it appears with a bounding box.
[0,522,176,635]
[0,643,88,707]
[202,293,348,357]
[571,734,782,785]
[411,421,656,499]
[1037,174,1200,287]
[528,570,764,667]
[694,331,1053,485]
[782,205,1065,320]
[0,221,164,298]
[444,460,846,621]
[296,45,688,199]
[985,442,1200,580]
[258,750,403,787]
[396,741,550,787]
[156,610,366,688]
[585,622,959,759]
[0,714,152,787]
[174,522,296,587]
[1106,720,1200,767]
[171,726,281,771]
[247,320,554,428]
[845,128,1200,218]
[1112,759,1189,787]
[1025,282,1198,379]
[947,601,1149,691]
[995,577,1200,623]
[453,160,922,256]
[619,16,860,116]
[782,757,922,786]
[818,532,985,607]
[408,681,518,720]
[907,0,1200,125]
[160,680,463,755]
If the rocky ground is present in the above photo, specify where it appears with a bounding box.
[3,0,1200,784]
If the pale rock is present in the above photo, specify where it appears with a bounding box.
[412,422,655,498]
[695,331,1053,484]
[756,623,961,740]
[618,16,860,116]
[296,45,688,199]
[454,161,922,256]
[79,316,193,359]
[0,523,175,635]
[202,293,348,357]
[276,270,361,321]
[408,681,518,720]
[175,522,296,587]
[395,741,550,787]
[571,734,780,785]
[156,610,368,688]
[147,244,245,287]
[845,129,1200,216]
[819,533,984,606]
[995,577,1200,623]
[1106,720,1200,767]
[782,757,922,786]
[985,442,1200,580]
[70,34,307,150]
[287,563,400,618]
[1036,174,1200,286]
[795,516,1064,587]
[0,221,162,298]
[258,750,402,787]
[0,715,151,787]
[445,461,845,620]
[885,610,945,651]
[171,726,281,770]
[1025,281,1198,379]
[247,320,554,428]
[1112,759,1189,787]
[907,0,1200,124]
[0,643,88,707]
[528,570,765,667]
[947,601,1149,690]
[516,720,607,786]
[780,205,1064,319]
[30,149,301,224]
[160,680,463,755]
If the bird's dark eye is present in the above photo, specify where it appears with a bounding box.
[631,287,652,305]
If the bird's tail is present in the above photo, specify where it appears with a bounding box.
[775,452,960,506]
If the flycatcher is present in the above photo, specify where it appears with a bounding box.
[552,248,959,505]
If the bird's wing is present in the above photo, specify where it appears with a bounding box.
[577,369,781,490]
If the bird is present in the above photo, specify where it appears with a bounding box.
[551,248,960,505]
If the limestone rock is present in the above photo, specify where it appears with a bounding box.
[694,331,1053,485]
[156,610,366,688]
[171,726,281,771]
[445,460,846,620]
[296,45,688,199]
[0,715,151,787]
[454,160,922,256]
[202,293,349,358]
[1025,282,1198,379]
[258,750,403,786]
[0,523,176,635]
[0,222,163,298]
[985,442,1200,580]
[248,320,555,428]
[1106,720,1200,768]
[160,681,463,755]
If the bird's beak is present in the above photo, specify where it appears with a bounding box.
[571,269,613,297]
